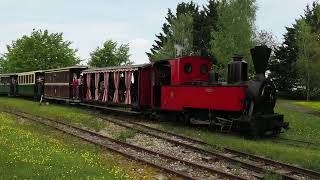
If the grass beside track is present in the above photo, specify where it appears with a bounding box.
[0,97,106,131]
[1,97,319,172]
[285,99,320,111]
[0,112,156,179]
[276,101,320,145]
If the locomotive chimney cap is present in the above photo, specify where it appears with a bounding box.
[250,45,272,74]
[232,54,244,61]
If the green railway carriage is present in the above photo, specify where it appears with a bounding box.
[0,74,17,96]
[17,71,44,98]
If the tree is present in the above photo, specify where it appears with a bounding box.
[210,0,256,79]
[147,1,220,60]
[146,9,175,59]
[254,30,278,51]
[0,56,4,73]
[153,13,194,60]
[88,40,132,67]
[196,0,219,51]
[0,29,80,73]
[270,26,299,93]
[296,19,320,101]
[271,1,320,99]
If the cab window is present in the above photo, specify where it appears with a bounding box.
[200,64,208,74]
[184,63,192,74]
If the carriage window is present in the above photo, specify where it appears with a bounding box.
[200,64,208,74]
[184,63,192,74]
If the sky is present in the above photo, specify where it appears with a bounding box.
[0,0,316,65]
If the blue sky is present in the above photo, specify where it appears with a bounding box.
[0,0,316,64]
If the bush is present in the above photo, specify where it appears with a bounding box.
[278,89,320,100]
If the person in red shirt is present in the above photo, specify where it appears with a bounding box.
[72,74,79,99]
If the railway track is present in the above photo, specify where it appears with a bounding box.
[97,114,320,180]
[272,137,320,150]
[3,110,251,180]
[3,109,319,179]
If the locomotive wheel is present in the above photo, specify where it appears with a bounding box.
[250,121,265,138]
[272,128,282,136]
[180,111,192,126]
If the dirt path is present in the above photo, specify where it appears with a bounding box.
[278,102,320,117]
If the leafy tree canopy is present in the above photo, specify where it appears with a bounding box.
[152,13,194,60]
[147,0,219,60]
[0,29,80,73]
[271,1,320,99]
[210,0,256,78]
[88,40,132,67]
[295,18,320,100]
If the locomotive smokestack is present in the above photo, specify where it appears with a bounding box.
[250,46,271,76]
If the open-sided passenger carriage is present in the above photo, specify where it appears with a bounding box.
[81,64,151,112]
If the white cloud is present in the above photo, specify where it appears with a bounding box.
[129,38,152,64]
[0,23,152,65]
[256,0,315,39]
[0,0,318,67]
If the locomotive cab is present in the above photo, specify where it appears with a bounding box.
[152,57,213,108]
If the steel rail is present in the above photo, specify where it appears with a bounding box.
[99,115,320,180]
[4,110,247,180]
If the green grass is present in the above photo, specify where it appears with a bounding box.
[276,102,320,144]
[114,130,138,142]
[0,112,156,179]
[263,173,282,180]
[287,99,320,111]
[1,97,319,172]
[155,102,320,172]
[0,97,105,131]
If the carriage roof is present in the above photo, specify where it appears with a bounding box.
[42,65,88,73]
[82,64,151,73]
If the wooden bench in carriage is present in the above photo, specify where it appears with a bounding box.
[80,64,152,114]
